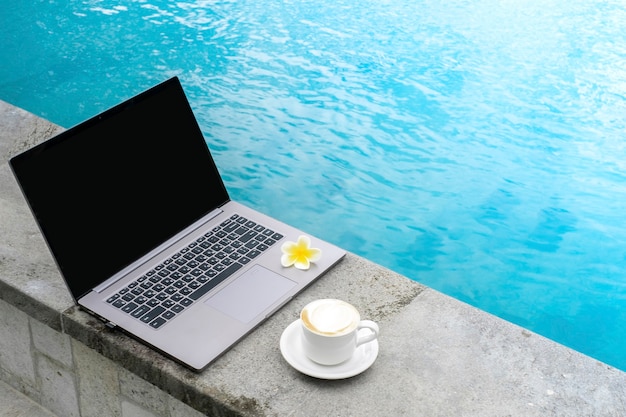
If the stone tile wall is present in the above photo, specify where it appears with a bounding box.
[0,298,206,417]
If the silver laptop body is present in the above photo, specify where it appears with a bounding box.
[10,77,345,371]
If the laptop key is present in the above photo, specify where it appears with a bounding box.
[149,317,167,329]
[131,305,151,318]
[149,286,163,294]
[238,230,257,243]
[189,262,243,301]
[223,221,239,232]
[121,293,134,302]
[140,306,166,323]
[244,240,258,249]
[122,302,138,313]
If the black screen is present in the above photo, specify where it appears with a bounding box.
[10,77,230,300]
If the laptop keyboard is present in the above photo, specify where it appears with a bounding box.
[105,214,284,329]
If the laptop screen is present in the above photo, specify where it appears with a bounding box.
[10,77,230,300]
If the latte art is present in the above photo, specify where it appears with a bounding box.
[301,299,359,336]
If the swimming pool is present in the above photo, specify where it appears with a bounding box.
[2,0,626,371]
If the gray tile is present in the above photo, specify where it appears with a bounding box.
[0,379,57,417]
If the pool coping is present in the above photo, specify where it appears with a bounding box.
[1,99,625,416]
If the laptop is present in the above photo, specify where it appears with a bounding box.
[9,76,346,371]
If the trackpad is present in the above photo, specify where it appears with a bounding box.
[204,265,297,323]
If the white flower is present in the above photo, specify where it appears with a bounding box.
[280,235,322,270]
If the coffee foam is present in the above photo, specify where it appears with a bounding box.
[301,299,359,336]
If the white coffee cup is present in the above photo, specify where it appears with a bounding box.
[300,299,379,366]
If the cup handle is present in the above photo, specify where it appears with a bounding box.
[355,320,379,347]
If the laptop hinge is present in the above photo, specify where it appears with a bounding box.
[93,208,224,293]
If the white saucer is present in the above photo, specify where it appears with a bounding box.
[279,319,379,379]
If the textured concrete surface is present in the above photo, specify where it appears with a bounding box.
[0,379,57,417]
[1,99,626,416]
[0,100,70,331]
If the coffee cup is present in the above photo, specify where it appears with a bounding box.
[300,299,379,366]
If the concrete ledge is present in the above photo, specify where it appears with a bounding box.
[1,99,625,416]
[61,252,424,416]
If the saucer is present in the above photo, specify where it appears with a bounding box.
[279,319,379,379]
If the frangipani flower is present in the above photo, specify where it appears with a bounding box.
[281,235,322,270]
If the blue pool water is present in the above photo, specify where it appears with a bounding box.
[2,0,626,371]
